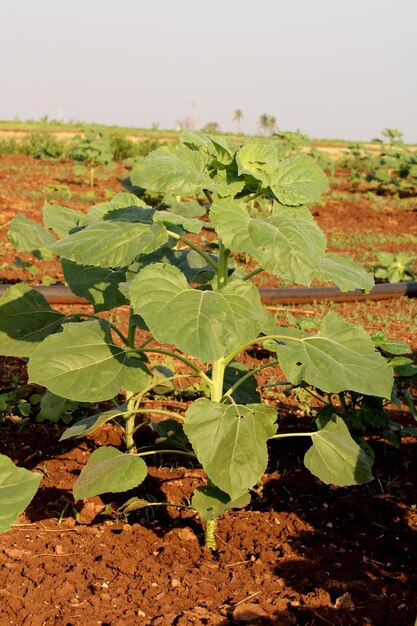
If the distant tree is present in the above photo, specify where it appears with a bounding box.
[176,117,195,131]
[202,121,221,133]
[258,113,278,135]
[233,109,244,133]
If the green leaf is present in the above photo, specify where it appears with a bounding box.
[127,263,269,362]
[153,210,203,234]
[59,406,128,441]
[131,146,210,195]
[184,398,277,499]
[28,320,151,402]
[206,361,260,404]
[79,192,149,226]
[274,312,393,398]
[268,154,329,205]
[162,197,206,218]
[210,199,327,285]
[181,130,234,166]
[7,214,55,252]
[38,391,69,423]
[191,485,251,521]
[0,455,42,533]
[315,253,374,292]
[0,285,64,356]
[51,220,168,268]
[42,201,81,237]
[73,446,147,500]
[62,260,128,312]
[304,416,374,486]
[236,143,278,184]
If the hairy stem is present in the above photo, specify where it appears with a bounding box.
[205,519,217,550]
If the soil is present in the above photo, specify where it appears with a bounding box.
[0,154,417,625]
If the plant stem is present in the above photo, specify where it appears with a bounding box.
[142,347,212,388]
[270,432,313,440]
[205,519,217,550]
[223,333,302,369]
[124,391,137,453]
[211,359,225,403]
[217,241,230,289]
[167,230,218,271]
[126,306,136,348]
[137,449,196,460]
[203,189,213,206]
[241,267,264,282]
[64,313,128,344]
[221,359,280,401]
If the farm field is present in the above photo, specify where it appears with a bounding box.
[0,130,417,626]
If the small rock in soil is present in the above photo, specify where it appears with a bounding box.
[232,602,268,623]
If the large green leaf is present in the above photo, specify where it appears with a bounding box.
[0,455,42,533]
[315,253,374,292]
[59,406,128,441]
[73,446,147,500]
[42,201,81,237]
[191,485,251,521]
[51,220,168,268]
[268,154,329,205]
[7,214,55,252]
[127,263,269,362]
[131,146,210,195]
[236,143,278,184]
[248,206,327,284]
[79,192,149,227]
[184,398,277,499]
[304,416,373,486]
[153,210,203,234]
[0,285,64,356]
[274,312,393,398]
[210,200,327,284]
[181,130,234,166]
[62,259,128,312]
[28,320,151,402]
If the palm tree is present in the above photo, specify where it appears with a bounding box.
[233,109,244,134]
[258,114,277,135]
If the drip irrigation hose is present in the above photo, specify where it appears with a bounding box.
[0,282,416,305]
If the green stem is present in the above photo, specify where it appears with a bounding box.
[221,359,280,401]
[203,189,214,206]
[127,306,136,348]
[141,347,213,388]
[167,230,218,271]
[223,333,303,369]
[137,449,197,460]
[241,267,264,282]
[124,391,137,453]
[270,432,313,440]
[211,359,225,403]
[64,313,128,345]
[217,241,230,289]
[132,408,185,430]
[205,519,217,550]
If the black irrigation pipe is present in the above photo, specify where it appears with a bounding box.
[1,281,417,306]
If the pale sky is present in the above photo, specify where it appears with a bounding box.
[1,0,417,142]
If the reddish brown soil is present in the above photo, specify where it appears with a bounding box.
[0,155,417,625]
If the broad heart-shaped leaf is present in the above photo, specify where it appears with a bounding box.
[315,253,374,292]
[162,197,206,218]
[79,192,150,227]
[191,485,251,521]
[274,312,393,398]
[59,406,128,441]
[7,213,55,252]
[304,416,373,486]
[184,398,277,499]
[127,263,270,362]
[0,455,42,533]
[153,210,203,234]
[62,259,128,312]
[131,146,211,195]
[0,285,65,357]
[73,446,147,501]
[248,207,327,285]
[268,154,329,205]
[28,320,151,402]
[236,143,278,183]
[51,220,168,268]
[42,201,81,237]
[210,199,326,285]
[181,130,234,166]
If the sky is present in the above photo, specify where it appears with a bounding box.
[1,0,417,142]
